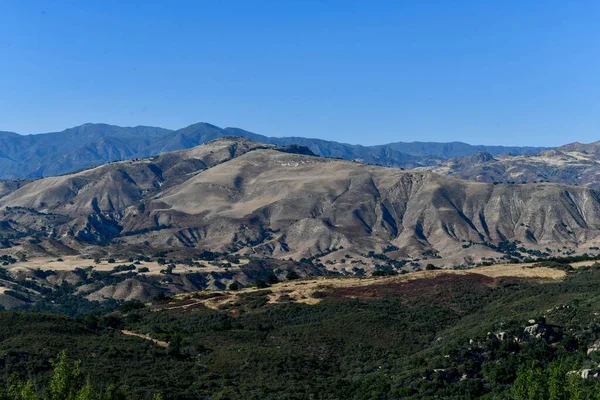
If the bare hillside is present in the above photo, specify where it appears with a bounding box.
[0,138,599,266]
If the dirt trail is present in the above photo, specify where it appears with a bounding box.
[120,330,168,347]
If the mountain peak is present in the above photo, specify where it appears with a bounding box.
[470,151,496,163]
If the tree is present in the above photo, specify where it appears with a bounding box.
[152,292,171,303]
[255,279,269,289]
[167,334,182,357]
[512,362,546,400]
[548,361,567,400]
[228,282,240,291]
[75,379,94,400]
[49,350,81,400]
[102,383,128,400]
[1,352,148,400]
[7,375,39,400]
[286,271,300,280]
[566,372,584,400]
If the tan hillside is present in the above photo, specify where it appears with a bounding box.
[0,138,600,266]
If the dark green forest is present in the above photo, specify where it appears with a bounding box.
[4,265,600,398]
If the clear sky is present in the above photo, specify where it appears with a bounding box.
[1,1,599,146]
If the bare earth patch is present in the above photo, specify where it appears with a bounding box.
[172,262,567,310]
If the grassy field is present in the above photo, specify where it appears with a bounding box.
[3,255,247,275]
[172,261,569,309]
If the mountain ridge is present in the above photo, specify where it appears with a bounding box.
[0,122,546,179]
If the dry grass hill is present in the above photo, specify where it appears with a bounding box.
[0,137,598,270]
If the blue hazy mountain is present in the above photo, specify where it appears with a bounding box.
[0,122,546,179]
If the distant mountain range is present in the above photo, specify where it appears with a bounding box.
[0,122,546,179]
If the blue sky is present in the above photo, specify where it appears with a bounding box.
[1,1,599,146]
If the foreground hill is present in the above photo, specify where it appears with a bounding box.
[0,122,545,179]
[0,138,598,269]
[3,263,600,399]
